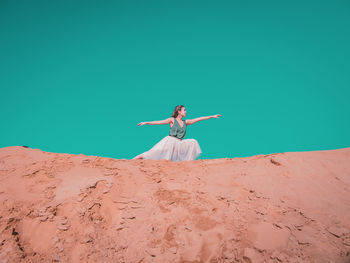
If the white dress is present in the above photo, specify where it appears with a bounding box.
[141,118,202,161]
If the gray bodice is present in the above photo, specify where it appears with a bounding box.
[169,118,186,140]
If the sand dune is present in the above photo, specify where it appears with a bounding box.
[0,146,350,262]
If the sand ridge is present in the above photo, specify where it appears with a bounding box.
[0,146,350,262]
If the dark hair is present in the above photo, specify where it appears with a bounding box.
[171,105,184,118]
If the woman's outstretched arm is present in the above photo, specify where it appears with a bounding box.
[137,117,172,126]
[186,114,221,126]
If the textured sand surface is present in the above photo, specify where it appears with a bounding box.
[0,146,350,262]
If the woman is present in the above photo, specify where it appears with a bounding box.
[132,105,221,161]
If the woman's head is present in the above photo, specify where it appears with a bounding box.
[171,105,186,118]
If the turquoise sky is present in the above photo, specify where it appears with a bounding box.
[1,0,349,160]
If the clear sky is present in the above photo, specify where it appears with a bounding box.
[1,0,349,159]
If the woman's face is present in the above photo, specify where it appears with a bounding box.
[179,107,186,117]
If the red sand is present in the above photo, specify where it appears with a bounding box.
[0,146,350,262]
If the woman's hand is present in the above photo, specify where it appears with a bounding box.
[212,114,222,118]
[137,122,147,126]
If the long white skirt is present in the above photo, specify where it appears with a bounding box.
[141,135,202,161]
